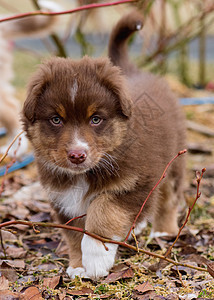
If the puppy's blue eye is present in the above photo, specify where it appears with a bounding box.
[50,116,62,126]
[91,116,102,126]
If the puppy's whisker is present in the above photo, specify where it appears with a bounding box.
[98,159,118,177]
[105,156,119,171]
[99,153,120,177]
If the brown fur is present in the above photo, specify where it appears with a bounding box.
[22,11,186,279]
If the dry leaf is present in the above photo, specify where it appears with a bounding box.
[102,264,134,284]
[0,276,9,291]
[0,290,20,300]
[43,275,61,289]
[21,286,43,300]
[67,287,94,296]
[134,281,154,294]
[5,246,27,259]
[9,207,29,219]
[29,212,51,222]
[207,262,214,278]
[132,290,157,300]
[0,261,18,282]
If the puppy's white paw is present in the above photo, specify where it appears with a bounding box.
[149,230,169,239]
[66,266,88,279]
[81,235,118,279]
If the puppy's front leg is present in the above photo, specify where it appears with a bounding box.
[81,194,129,279]
[60,219,88,279]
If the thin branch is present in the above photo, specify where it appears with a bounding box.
[140,4,214,67]
[0,0,137,23]
[164,168,206,258]
[0,219,208,273]
[0,130,24,164]
[0,134,22,196]
[65,214,86,225]
[0,149,208,274]
[125,149,187,241]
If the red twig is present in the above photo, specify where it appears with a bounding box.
[164,168,206,258]
[0,160,208,273]
[0,219,207,272]
[0,148,208,274]
[65,214,86,225]
[0,135,22,196]
[0,131,24,164]
[0,0,137,23]
[124,149,187,241]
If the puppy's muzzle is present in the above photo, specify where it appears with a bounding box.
[68,149,87,165]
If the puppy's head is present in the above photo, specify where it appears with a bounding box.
[22,56,132,175]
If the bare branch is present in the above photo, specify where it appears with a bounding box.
[0,218,208,273]
[0,130,24,164]
[0,0,137,23]
[164,168,206,258]
[125,149,187,241]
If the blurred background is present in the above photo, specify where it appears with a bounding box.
[0,0,214,92]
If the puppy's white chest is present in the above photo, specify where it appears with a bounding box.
[48,178,92,218]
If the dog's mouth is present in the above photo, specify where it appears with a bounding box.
[48,149,119,176]
[67,160,91,174]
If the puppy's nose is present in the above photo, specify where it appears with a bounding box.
[68,150,87,165]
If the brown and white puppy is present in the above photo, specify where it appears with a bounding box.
[22,12,186,279]
[0,0,59,157]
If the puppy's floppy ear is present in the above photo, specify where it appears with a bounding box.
[95,58,133,118]
[23,63,51,123]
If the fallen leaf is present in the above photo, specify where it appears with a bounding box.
[29,212,51,222]
[207,261,214,278]
[8,259,25,269]
[111,263,130,272]
[9,207,29,219]
[188,255,214,278]
[134,281,154,294]
[5,246,27,259]
[132,290,157,300]
[149,259,169,272]
[43,275,61,289]
[0,276,9,291]
[58,289,67,300]
[102,265,134,283]
[21,286,43,300]
[0,261,18,282]
[0,230,18,242]
[67,287,94,296]
[0,290,20,299]
[37,263,57,271]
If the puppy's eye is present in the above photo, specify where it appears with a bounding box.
[50,116,63,126]
[90,116,103,126]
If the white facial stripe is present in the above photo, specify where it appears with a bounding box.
[74,139,89,150]
[70,80,78,103]
[73,132,89,150]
